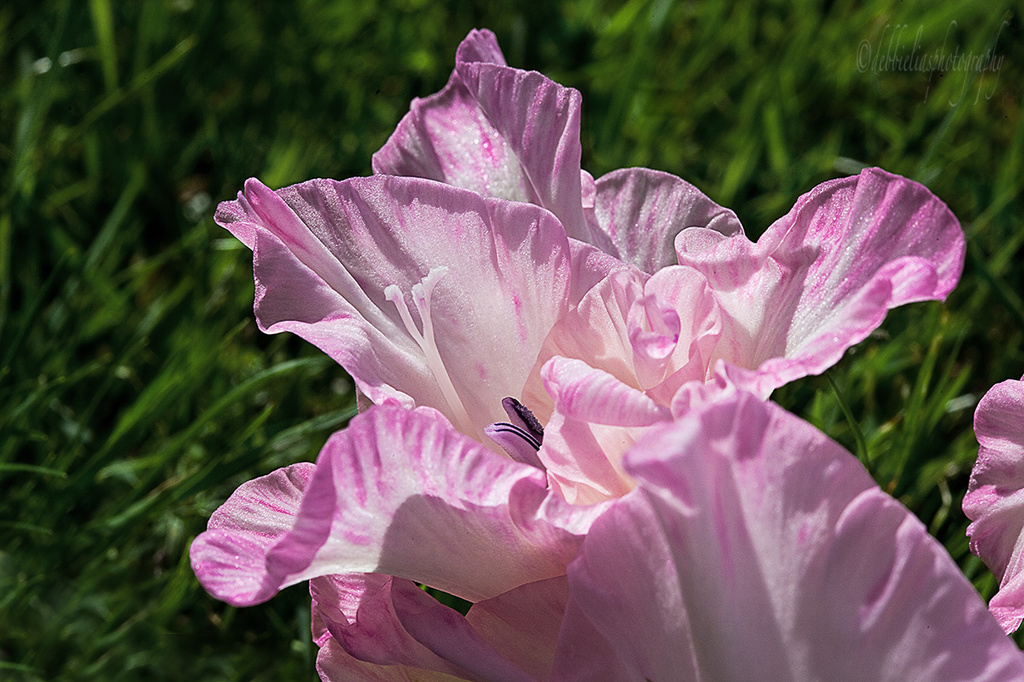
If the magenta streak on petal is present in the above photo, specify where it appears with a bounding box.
[191,405,604,608]
[676,167,964,398]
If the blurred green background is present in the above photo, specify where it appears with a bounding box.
[1,0,1021,679]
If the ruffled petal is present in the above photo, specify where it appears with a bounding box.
[216,175,571,440]
[522,265,722,418]
[964,377,1024,633]
[371,31,521,199]
[190,406,603,607]
[587,167,742,273]
[311,574,535,682]
[553,391,1024,681]
[676,167,964,397]
[373,29,603,250]
[541,356,669,427]
[388,581,536,682]
[536,357,668,505]
[189,463,314,604]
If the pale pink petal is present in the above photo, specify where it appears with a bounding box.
[190,406,603,607]
[540,408,638,507]
[554,391,1024,681]
[373,29,605,250]
[536,357,666,505]
[453,48,599,249]
[522,265,722,418]
[189,463,314,604]
[964,377,1024,633]
[638,265,723,403]
[465,577,569,681]
[588,167,742,273]
[566,238,622,306]
[215,175,570,440]
[523,267,646,418]
[370,32,522,199]
[676,167,964,397]
[541,357,668,427]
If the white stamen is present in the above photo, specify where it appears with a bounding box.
[384,267,476,436]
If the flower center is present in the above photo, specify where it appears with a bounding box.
[384,267,476,437]
[484,397,545,469]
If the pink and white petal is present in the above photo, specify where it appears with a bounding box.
[541,356,668,428]
[522,265,722,419]
[567,238,623,307]
[216,175,571,440]
[370,37,525,202]
[316,637,467,682]
[314,574,564,681]
[453,28,507,65]
[676,167,964,397]
[588,168,743,273]
[453,55,598,248]
[465,577,570,681]
[190,463,314,605]
[524,267,645,418]
[540,409,639,506]
[310,574,469,675]
[371,30,506,188]
[554,391,1024,681]
[964,377,1024,633]
[639,265,723,402]
[191,406,602,607]
[373,29,602,250]
[536,357,667,505]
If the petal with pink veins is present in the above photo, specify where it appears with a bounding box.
[387,579,536,682]
[373,29,605,250]
[964,376,1024,633]
[215,175,571,440]
[316,637,464,682]
[676,167,964,397]
[554,390,1024,681]
[587,167,743,273]
[190,405,605,608]
[536,357,668,505]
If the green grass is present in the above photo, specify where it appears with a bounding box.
[1,0,1021,678]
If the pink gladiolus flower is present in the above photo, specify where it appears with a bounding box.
[191,391,1024,680]
[214,29,964,502]
[195,27,995,680]
[964,376,1024,633]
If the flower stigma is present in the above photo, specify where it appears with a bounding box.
[484,396,546,469]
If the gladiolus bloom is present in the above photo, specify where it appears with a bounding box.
[194,27,1000,681]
